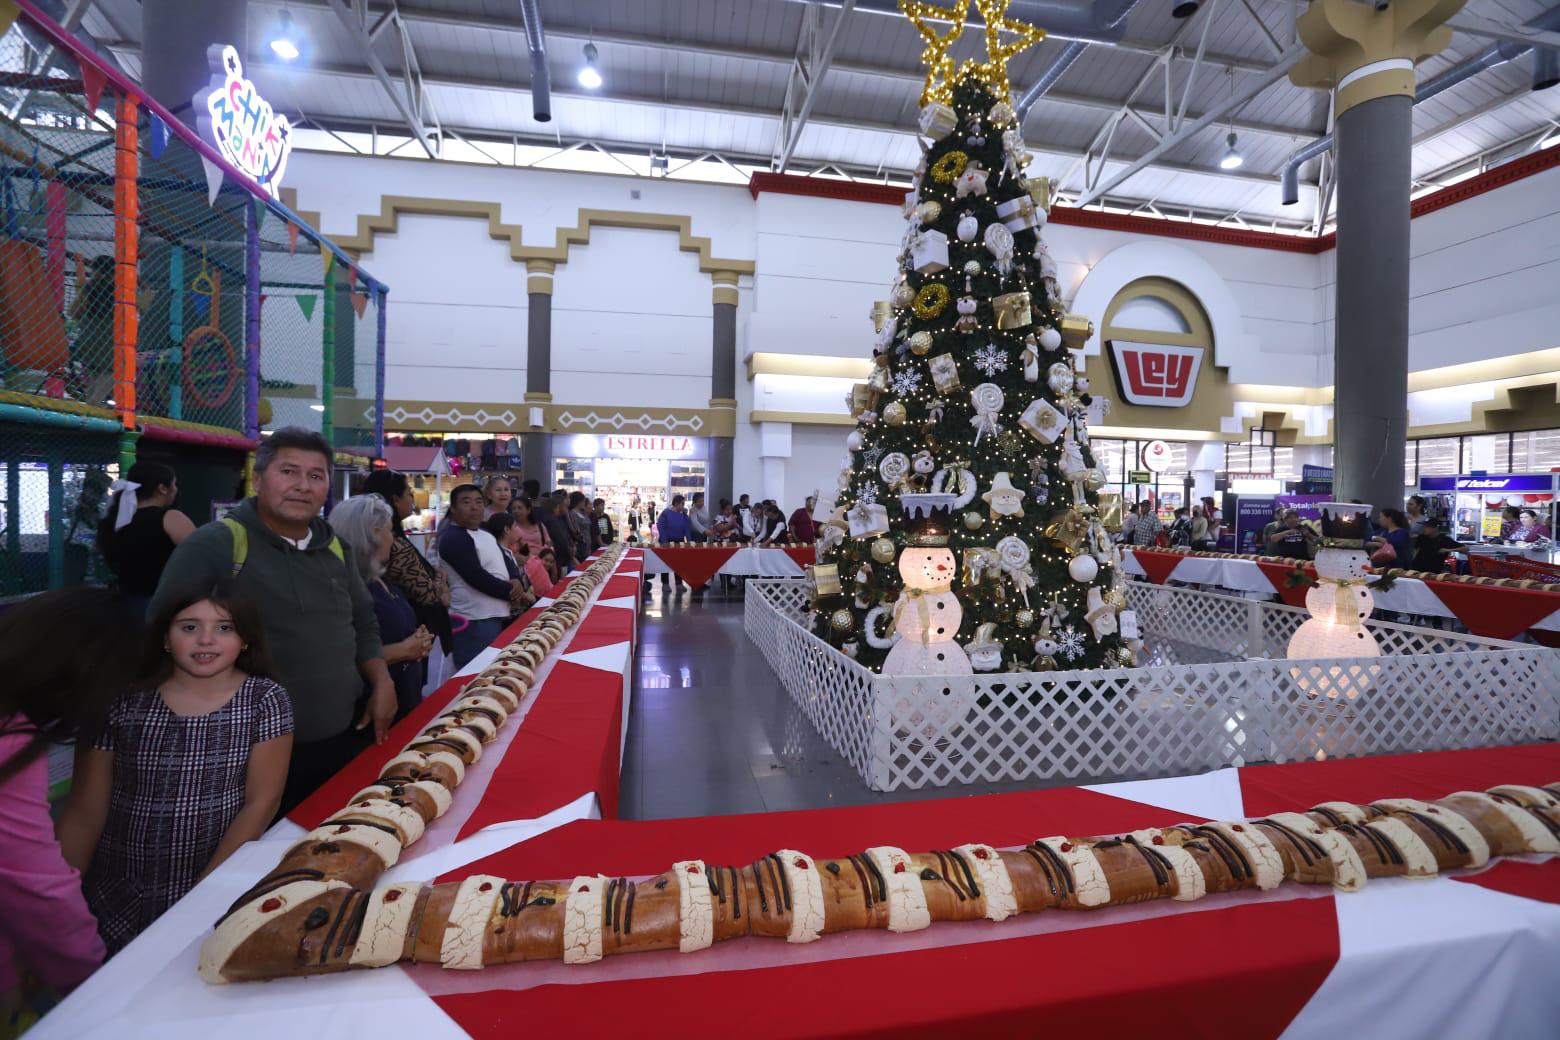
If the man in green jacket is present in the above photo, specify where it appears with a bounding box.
[150,427,395,816]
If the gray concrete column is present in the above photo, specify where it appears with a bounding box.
[141,0,248,117]
[1333,95,1411,510]
[523,260,554,487]
[709,271,739,508]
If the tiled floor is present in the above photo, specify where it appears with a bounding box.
[621,578,1051,820]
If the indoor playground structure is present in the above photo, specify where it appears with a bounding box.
[0,2,388,597]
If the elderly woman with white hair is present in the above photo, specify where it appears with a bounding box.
[330,495,435,720]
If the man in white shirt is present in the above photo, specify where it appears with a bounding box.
[438,484,525,667]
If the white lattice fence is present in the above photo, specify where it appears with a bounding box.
[746,579,1560,791]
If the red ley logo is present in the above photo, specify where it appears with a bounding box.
[1107,340,1204,407]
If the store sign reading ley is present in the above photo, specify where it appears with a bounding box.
[201,45,292,196]
[1107,340,1204,408]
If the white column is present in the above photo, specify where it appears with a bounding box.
[1190,442,1224,502]
[758,421,793,505]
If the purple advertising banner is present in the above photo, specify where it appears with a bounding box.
[1419,474,1557,493]
[1233,494,1332,553]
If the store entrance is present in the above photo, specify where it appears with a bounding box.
[597,458,670,534]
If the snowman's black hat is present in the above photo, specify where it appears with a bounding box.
[900,493,953,546]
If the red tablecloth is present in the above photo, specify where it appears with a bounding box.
[1132,548,1186,584]
[650,546,738,588]
[1427,580,1560,640]
[1454,859,1560,905]
[1254,559,1315,607]
[782,546,816,568]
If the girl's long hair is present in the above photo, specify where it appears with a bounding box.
[0,589,142,784]
[141,577,272,685]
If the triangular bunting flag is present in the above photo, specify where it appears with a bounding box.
[0,1,21,40]
[80,63,107,117]
[321,249,335,278]
[345,262,357,288]
[253,198,267,230]
[149,113,170,158]
[259,294,268,309]
[296,295,317,322]
[286,220,299,256]
[199,155,224,206]
[349,291,368,319]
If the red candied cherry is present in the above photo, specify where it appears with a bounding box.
[893,862,906,874]
[1150,836,1165,846]
[385,890,402,903]
[334,825,351,834]
[1427,807,1439,813]
[358,800,372,807]
[687,864,699,874]
[973,848,990,860]
[1059,843,1073,853]
[579,884,590,892]
[794,857,808,870]
[479,882,493,892]
[260,897,282,912]
[1231,824,1245,832]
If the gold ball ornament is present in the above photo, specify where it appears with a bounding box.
[1015,608,1036,628]
[962,511,985,531]
[916,201,942,224]
[962,259,982,275]
[891,282,915,308]
[870,538,896,564]
[909,331,933,356]
[829,608,855,632]
[1112,645,1136,667]
[930,150,969,183]
[913,282,950,318]
[1105,589,1127,611]
[883,401,907,426]
[1083,469,1107,492]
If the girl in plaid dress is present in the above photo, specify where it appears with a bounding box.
[59,580,293,953]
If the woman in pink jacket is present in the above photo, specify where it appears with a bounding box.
[1,589,142,1024]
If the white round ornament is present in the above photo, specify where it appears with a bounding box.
[1047,362,1075,395]
[983,221,1014,261]
[995,535,1031,571]
[1068,554,1099,583]
[878,452,910,486]
[1039,327,1062,351]
[908,331,933,356]
[891,282,915,308]
[970,382,1005,414]
[957,211,979,242]
[846,429,864,451]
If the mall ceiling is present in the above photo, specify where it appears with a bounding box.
[63,0,1560,233]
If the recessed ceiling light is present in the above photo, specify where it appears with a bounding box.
[270,11,301,61]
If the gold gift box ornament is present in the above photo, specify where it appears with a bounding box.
[871,300,893,333]
[1060,314,1094,348]
[992,291,1032,330]
[1027,177,1052,212]
[808,563,842,597]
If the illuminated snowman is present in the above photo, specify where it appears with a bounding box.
[868,495,972,677]
[1287,503,1381,691]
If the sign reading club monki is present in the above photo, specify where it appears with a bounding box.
[200,44,292,196]
[1107,340,1204,407]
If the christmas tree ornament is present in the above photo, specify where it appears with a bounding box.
[842,640,860,659]
[963,111,986,148]
[956,210,979,242]
[846,429,864,451]
[933,466,978,507]
[853,564,876,608]
[863,604,897,649]
[915,200,942,225]
[848,383,880,418]
[1047,361,1075,395]
[912,230,950,274]
[965,623,1003,672]
[891,281,916,308]
[963,511,985,531]
[872,302,894,334]
[847,500,890,538]
[917,101,959,138]
[972,343,1009,377]
[1028,176,1053,212]
[890,368,924,396]
[910,450,937,490]
[988,100,1016,125]
[1032,653,1058,672]
[878,451,911,487]
[965,0,1047,99]
[969,382,1005,443]
[995,535,1036,605]
[829,608,855,632]
[983,472,1025,518]
[1084,469,1107,492]
[1055,625,1087,662]
[954,289,979,331]
[1067,553,1099,583]
[1018,398,1065,443]
[913,282,950,317]
[1038,326,1063,351]
[962,259,982,275]
[901,186,920,218]
[1085,586,1118,639]
[930,149,969,183]
[926,397,949,424]
[883,401,907,425]
[1035,238,1059,280]
[1020,334,1040,381]
[871,537,897,564]
[953,160,989,198]
[996,429,1024,457]
[1105,588,1128,611]
[984,221,1015,276]
[1112,645,1137,667]
[1075,374,1090,394]
[908,330,933,356]
[1015,607,1036,628]
[1034,627,1059,658]
[995,194,1042,232]
[1119,610,1140,640]
[928,353,962,394]
[808,563,842,597]
[1061,314,1095,348]
[868,365,891,392]
[882,504,973,676]
[819,509,848,553]
[991,290,1032,329]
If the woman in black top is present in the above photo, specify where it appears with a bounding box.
[97,460,195,619]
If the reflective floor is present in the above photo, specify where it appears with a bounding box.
[622,578,1053,820]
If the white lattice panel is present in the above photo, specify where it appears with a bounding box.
[746,579,1560,792]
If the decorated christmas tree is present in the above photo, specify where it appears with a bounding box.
[810,0,1139,675]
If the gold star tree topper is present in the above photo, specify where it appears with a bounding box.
[900,0,1046,105]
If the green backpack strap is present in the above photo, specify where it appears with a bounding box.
[222,516,344,575]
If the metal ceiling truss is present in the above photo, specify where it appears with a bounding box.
[5,0,96,121]
[772,0,856,172]
[323,0,443,158]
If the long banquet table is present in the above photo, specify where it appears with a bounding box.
[1121,547,1560,641]
[641,544,815,588]
[35,737,1560,1039]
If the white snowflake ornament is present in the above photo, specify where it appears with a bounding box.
[890,369,923,396]
[1056,625,1087,662]
[972,344,1009,377]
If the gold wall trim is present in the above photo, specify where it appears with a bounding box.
[713,286,740,306]
[709,397,738,408]
[749,410,857,426]
[747,352,875,380]
[315,195,756,275]
[373,399,734,437]
[523,391,553,403]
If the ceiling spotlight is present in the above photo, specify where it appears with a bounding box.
[1219,131,1244,170]
[1171,0,1201,18]
[578,42,602,89]
[269,11,301,61]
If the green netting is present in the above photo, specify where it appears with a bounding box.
[0,419,119,597]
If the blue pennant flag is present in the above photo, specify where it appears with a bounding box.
[149,113,170,158]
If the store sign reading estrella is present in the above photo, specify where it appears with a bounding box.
[602,435,695,458]
[202,45,291,196]
[1107,340,1204,407]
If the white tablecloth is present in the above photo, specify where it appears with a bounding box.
[641,546,809,578]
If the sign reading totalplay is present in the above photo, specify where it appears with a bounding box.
[202,45,292,196]
[1107,340,1203,407]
